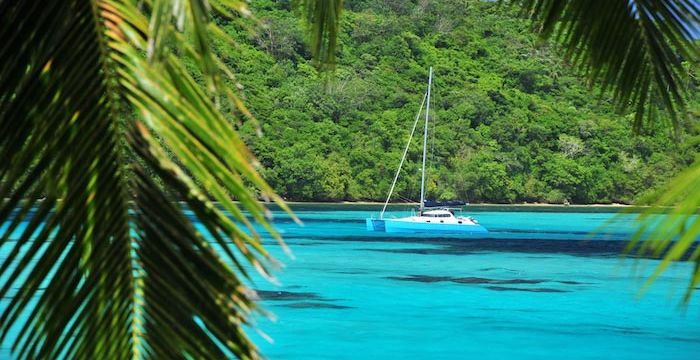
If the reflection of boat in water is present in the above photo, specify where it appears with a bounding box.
[366,67,487,235]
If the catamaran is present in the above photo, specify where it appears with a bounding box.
[366,67,488,234]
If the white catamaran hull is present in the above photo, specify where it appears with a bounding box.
[366,217,488,234]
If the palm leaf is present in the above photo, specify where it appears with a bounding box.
[1,0,293,358]
[293,0,344,70]
[509,0,700,132]
[623,160,700,303]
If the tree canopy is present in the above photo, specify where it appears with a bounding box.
[218,0,700,204]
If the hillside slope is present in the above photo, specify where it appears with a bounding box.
[218,0,700,204]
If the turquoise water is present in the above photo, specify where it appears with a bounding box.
[2,205,700,359]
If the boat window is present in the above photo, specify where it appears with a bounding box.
[424,213,453,218]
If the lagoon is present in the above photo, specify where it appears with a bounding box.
[249,205,699,359]
[2,205,699,359]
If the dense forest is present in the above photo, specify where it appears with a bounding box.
[214,0,700,204]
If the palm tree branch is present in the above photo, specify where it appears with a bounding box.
[2,0,335,357]
[621,160,700,303]
[510,0,700,131]
[293,0,344,69]
[104,0,288,357]
[128,130,259,358]
[1,1,136,359]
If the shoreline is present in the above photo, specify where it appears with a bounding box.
[15,198,639,207]
[282,201,636,207]
[270,201,655,213]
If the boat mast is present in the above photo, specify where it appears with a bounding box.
[419,67,432,215]
[380,92,428,219]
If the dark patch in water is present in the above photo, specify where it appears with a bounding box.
[285,241,333,246]
[604,326,648,335]
[498,278,545,284]
[253,290,322,301]
[452,277,546,285]
[557,280,592,285]
[667,336,700,343]
[490,228,593,236]
[363,247,475,255]
[333,270,369,275]
[284,232,697,261]
[478,267,519,272]
[347,239,640,258]
[485,286,569,293]
[387,275,453,283]
[449,277,496,284]
[281,302,353,310]
[389,275,550,285]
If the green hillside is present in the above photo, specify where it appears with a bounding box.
[216,0,700,204]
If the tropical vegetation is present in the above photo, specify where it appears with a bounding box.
[222,0,700,204]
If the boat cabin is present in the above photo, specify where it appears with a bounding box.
[420,209,455,218]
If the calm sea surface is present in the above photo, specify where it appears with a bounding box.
[2,205,700,359]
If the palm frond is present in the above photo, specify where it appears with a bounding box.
[624,160,700,303]
[0,1,134,358]
[510,0,700,132]
[293,0,344,69]
[1,0,290,358]
[130,123,258,359]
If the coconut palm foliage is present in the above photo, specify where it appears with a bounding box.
[624,162,700,303]
[509,0,700,300]
[0,0,342,358]
[512,0,700,131]
[293,0,344,69]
